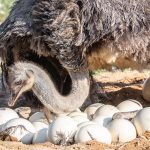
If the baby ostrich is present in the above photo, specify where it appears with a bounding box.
[7,61,90,115]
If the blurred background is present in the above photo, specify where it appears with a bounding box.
[0,0,15,21]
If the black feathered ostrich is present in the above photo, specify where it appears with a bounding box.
[0,0,150,112]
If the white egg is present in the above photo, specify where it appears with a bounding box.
[33,128,48,144]
[93,105,119,119]
[77,121,97,129]
[32,121,48,131]
[75,124,111,144]
[48,116,77,145]
[84,103,104,120]
[29,112,54,124]
[1,118,36,144]
[142,77,150,102]
[133,107,150,136]
[68,112,87,118]
[32,121,48,144]
[0,108,19,129]
[92,116,112,127]
[117,99,143,112]
[107,119,136,143]
[29,112,46,122]
[71,116,89,125]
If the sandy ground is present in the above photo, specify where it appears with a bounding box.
[0,69,150,150]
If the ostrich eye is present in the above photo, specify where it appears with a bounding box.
[15,80,22,85]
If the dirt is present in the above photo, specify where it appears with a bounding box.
[0,69,150,150]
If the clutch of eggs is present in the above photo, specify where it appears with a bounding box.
[1,100,150,146]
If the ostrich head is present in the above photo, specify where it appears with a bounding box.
[7,64,35,106]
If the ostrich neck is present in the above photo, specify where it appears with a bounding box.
[29,65,90,114]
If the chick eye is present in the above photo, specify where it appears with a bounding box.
[15,81,22,85]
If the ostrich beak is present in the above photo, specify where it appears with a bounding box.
[8,87,24,107]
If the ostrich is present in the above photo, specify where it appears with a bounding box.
[7,61,90,114]
[0,0,150,108]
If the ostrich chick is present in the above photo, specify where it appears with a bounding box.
[7,62,90,116]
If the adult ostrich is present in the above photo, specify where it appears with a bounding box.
[0,0,92,109]
[1,0,150,108]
